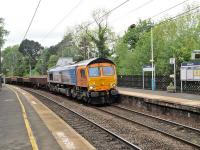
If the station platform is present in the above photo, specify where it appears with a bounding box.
[118,87,200,113]
[0,85,95,150]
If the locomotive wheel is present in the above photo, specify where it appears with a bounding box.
[82,96,87,102]
[71,88,77,99]
[105,95,111,105]
[77,93,82,100]
[87,97,91,104]
[106,99,111,105]
[82,96,89,105]
[72,93,76,99]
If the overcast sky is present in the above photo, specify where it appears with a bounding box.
[0,0,199,49]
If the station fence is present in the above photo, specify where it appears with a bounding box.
[117,75,200,94]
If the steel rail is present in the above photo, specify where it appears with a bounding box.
[23,88,142,150]
[113,105,200,133]
[94,106,200,149]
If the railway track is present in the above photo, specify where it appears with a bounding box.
[113,105,200,132]
[20,86,199,149]
[23,88,141,150]
[94,105,200,149]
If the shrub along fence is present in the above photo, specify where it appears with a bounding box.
[117,75,200,94]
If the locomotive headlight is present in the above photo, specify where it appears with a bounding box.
[111,83,116,88]
[89,85,95,90]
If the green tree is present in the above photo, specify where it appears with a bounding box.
[48,55,59,68]
[35,48,49,75]
[60,33,78,58]
[115,4,200,75]
[114,39,134,75]
[19,39,44,66]
[2,45,26,76]
[115,20,152,75]
[0,18,9,82]
[123,19,153,50]
[46,31,80,63]
[78,36,91,60]
[72,24,97,60]
[0,18,8,48]
[83,9,115,58]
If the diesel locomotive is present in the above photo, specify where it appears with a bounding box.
[6,58,118,104]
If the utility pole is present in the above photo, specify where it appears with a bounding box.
[62,49,63,58]
[83,37,87,59]
[0,47,2,89]
[87,47,90,59]
[41,58,43,76]
[29,59,32,77]
[174,58,176,91]
[172,57,176,91]
[41,53,44,76]
[41,48,45,76]
[170,57,176,91]
[12,53,15,76]
[80,37,89,60]
[151,27,155,91]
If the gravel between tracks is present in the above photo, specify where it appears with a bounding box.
[118,101,200,129]
[99,106,200,146]
[32,89,195,150]
[31,91,138,150]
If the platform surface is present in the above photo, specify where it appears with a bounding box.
[0,86,95,150]
[0,86,33,150]
[118,87,200,108]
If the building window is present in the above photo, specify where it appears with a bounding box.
[195,54,200,59]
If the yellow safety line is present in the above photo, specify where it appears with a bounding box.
[7,86,39,150]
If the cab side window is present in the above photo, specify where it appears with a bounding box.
[81,69,86,78]
[49,73,53,80]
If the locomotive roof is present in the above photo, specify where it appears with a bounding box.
[75,57,114,66]
[48,58,115,72]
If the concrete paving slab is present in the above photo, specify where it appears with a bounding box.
[118,87,200,113]
[12,86,96,150]
[0,87,32,150]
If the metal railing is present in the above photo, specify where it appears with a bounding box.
[117,75,200,94]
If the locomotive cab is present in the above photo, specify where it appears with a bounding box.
[87,62,118,103]
[87,63,117,92]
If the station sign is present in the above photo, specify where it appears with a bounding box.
[170,58,175,64]
[181,62,200,66]
[143,64,154,72]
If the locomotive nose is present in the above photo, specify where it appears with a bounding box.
[88,77,116,91]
